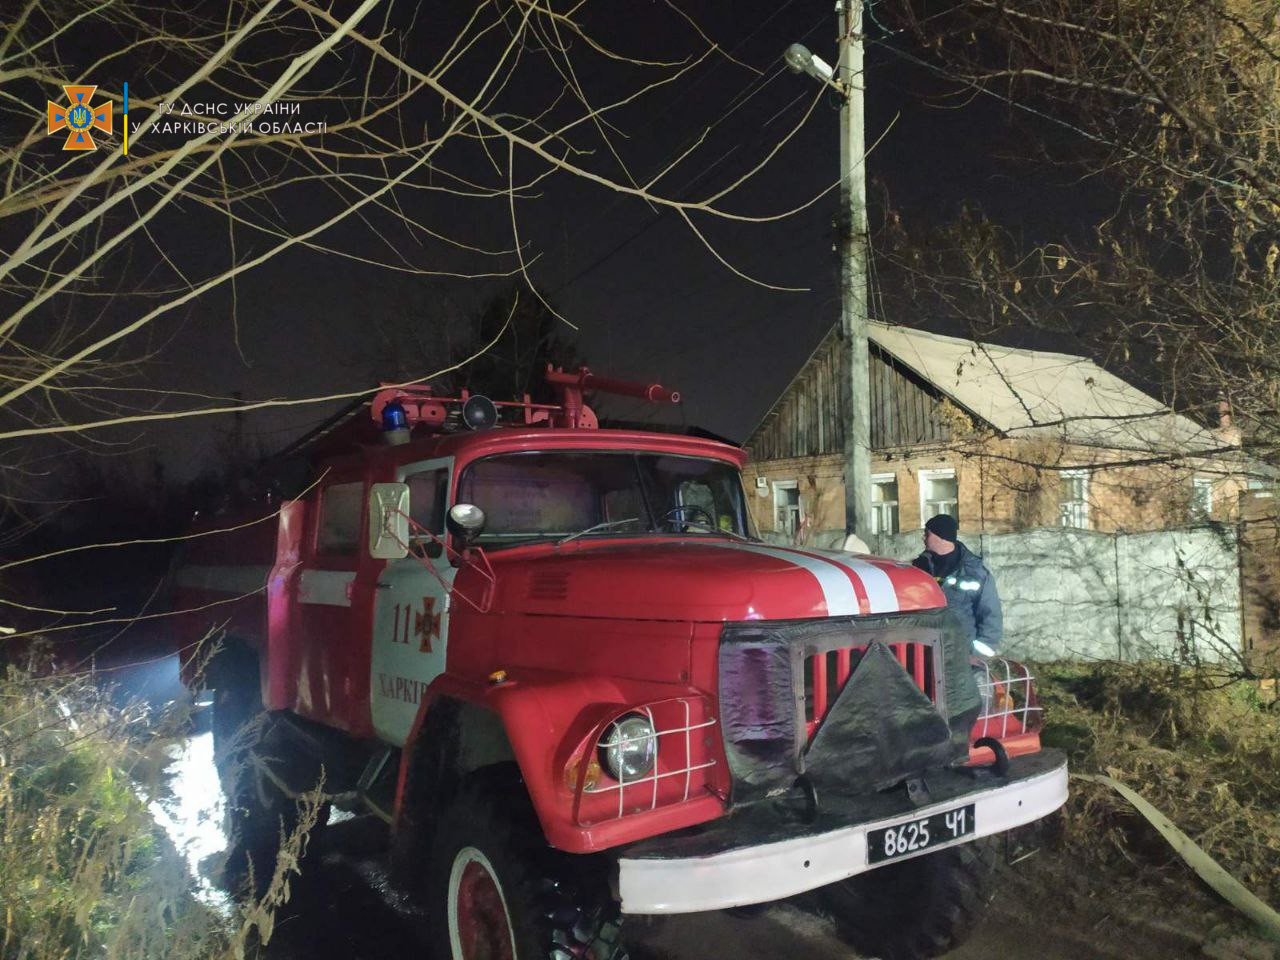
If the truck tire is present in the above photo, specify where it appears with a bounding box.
[221,714,330,900]
[209,647,261,785]
[212,682,259,783]
[223,784,297,899]
[819,842,993,960]
[426,776,627,960]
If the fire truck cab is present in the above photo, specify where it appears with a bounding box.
[173,368,1067,960]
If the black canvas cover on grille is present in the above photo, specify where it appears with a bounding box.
[718,610,981,805]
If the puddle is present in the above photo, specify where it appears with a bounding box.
[148,729,231,911]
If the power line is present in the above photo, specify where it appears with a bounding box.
[544,10,829,301]
[865,36,1124,161]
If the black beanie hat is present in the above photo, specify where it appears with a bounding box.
[925,513,959,543]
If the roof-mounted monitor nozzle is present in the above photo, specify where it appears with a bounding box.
[543,365,680,430]
[368,366,681,437]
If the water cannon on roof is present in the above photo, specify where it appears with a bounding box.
[370,366,680,441]
[542,365,680,429]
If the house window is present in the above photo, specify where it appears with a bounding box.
[1191,477,1214,518]
[317,481,364,555]
[1058,470,1089,529]
[919,469,958,524]
[773,480,802,537]
[871,473,899,534]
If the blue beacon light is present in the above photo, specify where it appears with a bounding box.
[381,399,411,445]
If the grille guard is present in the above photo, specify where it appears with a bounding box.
[973,656,1043,739]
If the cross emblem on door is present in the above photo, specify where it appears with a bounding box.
[414,596,442,652]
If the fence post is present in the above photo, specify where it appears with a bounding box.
[1113,532,1125,661]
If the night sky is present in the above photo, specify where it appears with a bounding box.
[28,1,1113,479]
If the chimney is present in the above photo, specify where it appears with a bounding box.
[1216,398,1241,448]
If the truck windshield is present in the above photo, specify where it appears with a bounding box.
[455,451,759,549]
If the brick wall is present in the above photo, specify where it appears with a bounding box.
[745,454,845,537]
[1240,492,1280,672]
[745,437,1248,539]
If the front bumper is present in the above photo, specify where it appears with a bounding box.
[617,749,1067,914]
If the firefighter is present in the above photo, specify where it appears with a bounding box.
[912,514,1003,655]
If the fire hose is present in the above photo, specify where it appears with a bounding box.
[1073,773,1280,940]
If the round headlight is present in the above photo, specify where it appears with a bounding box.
[598,713,657,782]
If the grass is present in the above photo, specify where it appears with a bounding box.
[0,648,319,960]
[1035,660,1280,907]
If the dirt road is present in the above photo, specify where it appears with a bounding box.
[245,810,1259,960]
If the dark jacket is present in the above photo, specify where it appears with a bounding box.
[913,540,1003,651]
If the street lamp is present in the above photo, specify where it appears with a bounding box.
[783,43,840,91]
[784,4,873,549]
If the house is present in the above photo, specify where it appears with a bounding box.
[744,323,1249,540]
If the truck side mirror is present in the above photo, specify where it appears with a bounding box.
[368,482,410,559]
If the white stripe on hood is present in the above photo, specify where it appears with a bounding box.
[694,542,901,616]
[803,548,902,614]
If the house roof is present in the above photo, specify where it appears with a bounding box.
[866,322,1222,453]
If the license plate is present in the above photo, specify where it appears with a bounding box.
[867,803,975,864]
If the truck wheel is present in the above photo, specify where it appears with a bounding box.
[221,715,330,900]
[209,650,261,785]
[211,683,259,780]
[426,778,627,960]
[223,787,295,899]
[819,843,993,960]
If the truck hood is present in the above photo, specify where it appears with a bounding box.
[487,538,943,622]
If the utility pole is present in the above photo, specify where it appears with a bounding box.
[786,5,872,546]
[838,0,872,545]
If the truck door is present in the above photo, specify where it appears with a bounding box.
[294,472,377,734]
[370,457,455,745]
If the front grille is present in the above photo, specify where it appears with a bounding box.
[804,642,935,738]
[718,611,976,806]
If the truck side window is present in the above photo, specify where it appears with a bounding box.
[406,467,448,536]
[317,481,364,556]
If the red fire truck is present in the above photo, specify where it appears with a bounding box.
[172,368,1066,960]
